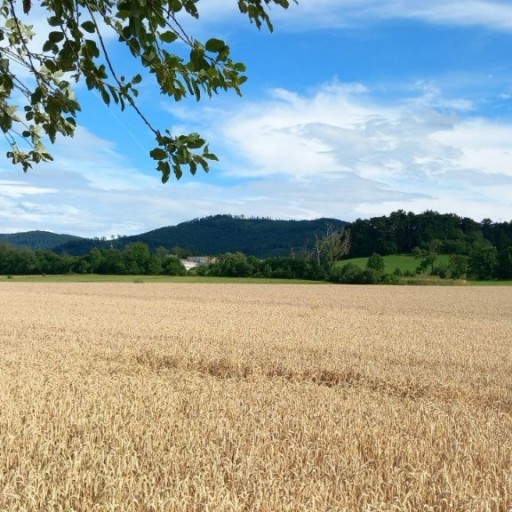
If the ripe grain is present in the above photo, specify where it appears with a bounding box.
[0,283,511,511]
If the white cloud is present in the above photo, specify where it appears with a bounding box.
[0,181,57,198]
[195,82,512,222]
[2,80,512,237]
[432,120,512,176]
[0,127,266,236]
[186,0,512,32]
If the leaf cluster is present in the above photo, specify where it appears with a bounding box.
[0,0,293,178]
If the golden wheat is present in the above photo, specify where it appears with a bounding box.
[0,283,511,511]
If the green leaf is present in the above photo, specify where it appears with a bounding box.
[186,133,205,149]
[100,88,110,105]
[81,21,96,33]
[48,31,64,43]
[157,160,171,182]
[150,147,167,160]
[47,16,61,27]
[160,31,178,43]
[169,0,182,13]
[1,0,290,179]
[84,39,100,58]
[173,161,183,179]
[5,18,17,29]
[42,40,55,53]
[205,38,226,52]
[192,81,200,100]
[116,9,131,19]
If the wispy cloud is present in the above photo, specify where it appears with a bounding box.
[189,0,512,32]
[0,127,266,236]
[195,81,512,222]
[2,80,512,237]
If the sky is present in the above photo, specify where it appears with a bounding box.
[2,0,512,237]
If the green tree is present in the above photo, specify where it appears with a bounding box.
[74,256,91,274]
[366,253,385,273]
[211,252,253,277]
[497,247,512,279]
[171,245,191,259]
[99,248,126,274]
[413,239,440,274]
[448,254,469,279]
[155,246,170,261]
[314,225,351,266]
[469,243,498,280]
[87,247,104,273]
[162,255,186,276]
[123,242,151,274]
[0,0,293,179]
[329,262,379,285]
[147,255,163,275]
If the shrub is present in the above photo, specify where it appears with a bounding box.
[163,255,187,276]
[367,253,385,273]
[381,273,400,285]
[448,255,469,280]
[360,268,380,284]
[329,263,380,284]
[432,263,450,279]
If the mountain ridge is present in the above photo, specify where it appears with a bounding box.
[0,230,83,250]
[1,215,348,259]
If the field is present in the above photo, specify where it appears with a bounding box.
[1,283,511,511]
[335,254,452,274]
[0,274,323,284]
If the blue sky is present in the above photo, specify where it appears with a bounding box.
[2,0,512,236]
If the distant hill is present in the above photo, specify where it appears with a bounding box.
[127,215,348,258]
[4,210,512,264]
[54,215,348,258]
[0,230,83,250]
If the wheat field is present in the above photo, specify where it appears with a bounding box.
[0,282,511,511]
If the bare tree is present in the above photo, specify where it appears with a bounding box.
[314,225,351,266]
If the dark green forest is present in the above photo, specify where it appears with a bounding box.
[0,231,82,250]
[1,211,512,282]
[50,215,348,257]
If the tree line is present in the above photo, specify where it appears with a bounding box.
[0,242,187,276]
[0,240,337,280]
[349,210,512,256]
[0,226,348,280]
[49,211,512,260]
[2,209,512,282]
[52,215,347,258]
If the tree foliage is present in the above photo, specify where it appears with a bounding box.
[3,210,512,281]
[0,0,293,179]
[413,239,440,275]
[313,224,351,266]
[468,243,498,280]
[366,253,385,273]
[49,215,347,258]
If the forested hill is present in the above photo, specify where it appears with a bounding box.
[347,210,512,257]
[53,215,347,258]
[3,211,512,259]
[0,230,82,250]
